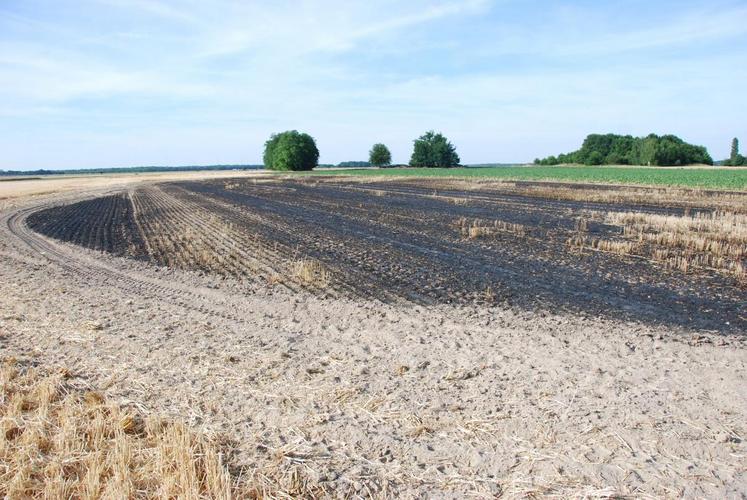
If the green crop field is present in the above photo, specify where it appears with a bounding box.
[305,166,747,191]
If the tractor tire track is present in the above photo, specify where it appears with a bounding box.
[4,197,248,325]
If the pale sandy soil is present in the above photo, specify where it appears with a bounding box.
[0,174,745,498]
[0,169,267,201]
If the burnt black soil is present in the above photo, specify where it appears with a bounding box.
[27,193,147,257]
[27,178,746,333]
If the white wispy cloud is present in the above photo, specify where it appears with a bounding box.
[554,4,747,56]
[0,42,212,102]
[192,0,491,57]
[93,0,201,24]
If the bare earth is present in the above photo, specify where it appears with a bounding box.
[0,173,745,498]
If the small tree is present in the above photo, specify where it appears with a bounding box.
[409,131,460,168]
[369,143,392,167]
[730,137,740,165]
[263,130,319,171]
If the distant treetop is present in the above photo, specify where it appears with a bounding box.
[369,143,392,167]
[724,137,746,166]
[410,131,460,168]
[535,133,713,167]
[263,130,319,171]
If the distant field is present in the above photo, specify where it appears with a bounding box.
[307,166,747,190]
[0,176,43,182]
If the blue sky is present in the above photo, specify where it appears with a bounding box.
[1,0,745,169]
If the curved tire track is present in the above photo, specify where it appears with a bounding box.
[3,196,248,325]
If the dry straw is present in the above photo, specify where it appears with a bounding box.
[457,218,529,239]
[0,358,323,499]
[567,209,746,280]
[292,259,331,287]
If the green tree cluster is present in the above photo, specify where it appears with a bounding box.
[369,143,392,167]
[261,131,463,171]
[409,131,460,168]
[263,130,319,171]
[724,137,746,166]
[535,133,713,167]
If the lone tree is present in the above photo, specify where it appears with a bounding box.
[731,137,740,164]
[369,143,392,167]
[409,131,460,168]
[724,138,746,166]
[263,130,319,171]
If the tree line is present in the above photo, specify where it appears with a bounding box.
[265,130,738,172]
[3,132,739,175]
[263,130,460,171]
[0,164,263,176]
[535,133,713,167]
